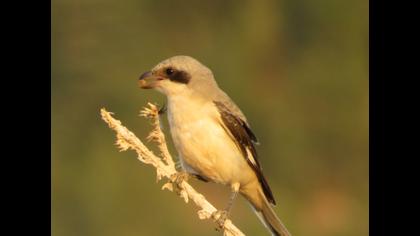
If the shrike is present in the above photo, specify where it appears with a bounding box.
[138,55,291,236]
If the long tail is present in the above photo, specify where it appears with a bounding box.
[241,181,291,236]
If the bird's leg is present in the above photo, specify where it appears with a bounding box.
[213,183,240,231]
[174,161,209,182]
[170,171,190,195]
[170,171,209,197]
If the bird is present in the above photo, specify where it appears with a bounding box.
[138,55,291,236]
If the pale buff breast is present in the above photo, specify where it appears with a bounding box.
[167,94,256,186]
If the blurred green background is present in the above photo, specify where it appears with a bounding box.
[52,0,368,235]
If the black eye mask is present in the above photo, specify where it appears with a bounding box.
[165,67,191,84]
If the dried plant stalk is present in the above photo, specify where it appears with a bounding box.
[100,104,245,236]
[139,103,175,168]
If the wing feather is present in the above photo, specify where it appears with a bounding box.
[214,101,276,205]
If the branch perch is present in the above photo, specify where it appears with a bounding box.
[100,103,245,236]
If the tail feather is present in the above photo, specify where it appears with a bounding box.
[242,183,291,236]
[257,199,291,236]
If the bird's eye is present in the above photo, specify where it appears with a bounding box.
[166,68,175,76]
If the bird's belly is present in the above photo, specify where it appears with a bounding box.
[170,117,255,186]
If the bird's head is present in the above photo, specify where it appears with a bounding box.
[138,55,218,96]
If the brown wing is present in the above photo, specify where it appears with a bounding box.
[214,101,276,205]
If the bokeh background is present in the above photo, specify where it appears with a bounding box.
[52,0,368,235]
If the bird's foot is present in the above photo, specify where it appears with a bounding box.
[212,210,229,231]
[170,171,190,194]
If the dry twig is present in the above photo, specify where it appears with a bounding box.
[100,103,245,236]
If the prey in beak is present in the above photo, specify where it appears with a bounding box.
[138,71,163,89]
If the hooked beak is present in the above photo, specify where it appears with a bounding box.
[138,71,162,89]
